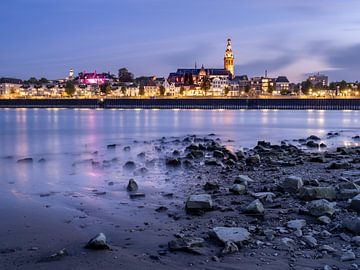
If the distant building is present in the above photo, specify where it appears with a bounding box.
[78,71,111,85]
[251,77,275,94]
[275,76,290,94]
[168,38,235,86]
[308,73,328,87]
[0,78,23,96]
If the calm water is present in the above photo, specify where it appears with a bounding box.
[0,109,359,208]
[0,109,359,158]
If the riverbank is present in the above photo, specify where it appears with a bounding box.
[0,98,360,110]
[0,133,359,269]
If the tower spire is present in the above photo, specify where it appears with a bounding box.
[224,38,235,78]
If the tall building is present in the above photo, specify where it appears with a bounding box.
[224,38,235,78]
[69,68,74,80]
[308,73,328,87]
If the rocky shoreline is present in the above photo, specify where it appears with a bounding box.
[1,133,360,269]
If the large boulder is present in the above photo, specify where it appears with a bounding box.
[282,176,303,193]
[185,194,213,211]
[307,199,336,217]
[211,227,250,245]
[299,187,336,201]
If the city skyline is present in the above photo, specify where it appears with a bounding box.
[1,0,360,82]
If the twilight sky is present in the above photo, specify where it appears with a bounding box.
[1,0,360,82]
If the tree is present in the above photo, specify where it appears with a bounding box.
[139,85,145,96]
[65,81,76,97]
[39,77,49,84]
[268,85,274,94]
[121,86,127,96]
[28,77,38,84]
[100,83,111,95]
[339,80,348,90]
[118,68,134,83]
[201,76,211,91]
[224,86,230,96]
[180,86,185,96]
[301,79,312,95]
[244,85,251,93]
[329,82,337,91]
[159,85,166,96]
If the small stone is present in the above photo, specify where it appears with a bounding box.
[350,194,360,212]
[186,194,213,211]
[211,227,251,245]
[204,182,220,191]
[168,237,204,253]
[245,155,261,166]
[212,256,220,262]
[303,235,317,248]
[318,216,331,224]
[282,176,303,193]
[244,199,264,214]
[343,217,360,234]
[319,245,336,253]
[234,175,254,185]
[341,250,356,262]
[263,229,275,241]
[123,161,136,170]
[127,179,138,192]
[287,219,306,230]
[39,248,68,262]
[230,184,246,195]
[129,193,145,199]
[307,199,336,217]
[166,158,181,167]
[222,241,239,254]
[107,144,116,149]
[352,236,360,247]
[323,265,332,270]
[280,237,295,251]
[213,150,225,158]
[85,233,109,250]
[17,158,33,163]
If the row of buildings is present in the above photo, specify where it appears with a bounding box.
[1,38,354,98]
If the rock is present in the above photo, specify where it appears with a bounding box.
[230,184,246,195]
[155,206,168,212]
[323,265,332,270]
[38,248,68,262]
[129,193,145,199]
[252,192,276,201]
[307,199,336,217]
[309,155,326,163]
[341,250,356,262]
[263,229,275,241]
[166,158,181,167]
[307,135,321,141]
[127,179,138,192]
[185,194,213,211]
[211,227,250,245]
[245,155,261,166]
[234,175,254,186]
[85,233,109,250]
[221,241,239,254]
[303,235,317,248]
[244,199,264,214]
[352,236,360,247]
[306,141,319,148]
[38,158,46,163]
[107,144,116,149]
[350,194,360,212]
[204,159,221,166]
[204,182,220,191]
[123,161,136,170]
[282,176,303,193]
[123,146,131,152]
[213,150,225,158]
[17,158,33,163]
[287,219,306,230]
[299,187,336,201]
[280,237,296,251]
[318,216,331,224]
[343,217,360,234]
[168,237,204,254]
[319,245,336,253]
[327,162,353,170]
[337,189,360,200]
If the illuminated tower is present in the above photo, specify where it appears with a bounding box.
[224,38,235,78]
[69,68,74,80]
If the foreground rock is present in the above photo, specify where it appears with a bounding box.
[350,194,360,212]
[211,227,250,245]
[185,194,213,212]
[282,176,303,193]
[168,237,205,254]
[307,199,336,217]
[244,199,264,214]
[38,248,68,263]
[85,233,109,250]
[127,179,138,192]
[343,217,360,234]
[299,186,336,201]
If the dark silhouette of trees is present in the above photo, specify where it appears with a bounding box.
[159,85,166,96]
[118,68,134,83]
[65,81,76,96]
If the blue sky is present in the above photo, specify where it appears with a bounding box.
[1,0,360,82]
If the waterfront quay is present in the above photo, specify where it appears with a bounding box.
[0,98,359,110]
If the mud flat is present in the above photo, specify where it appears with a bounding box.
[0,133,360,270]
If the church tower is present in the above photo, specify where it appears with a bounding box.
[224,38,235,78]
